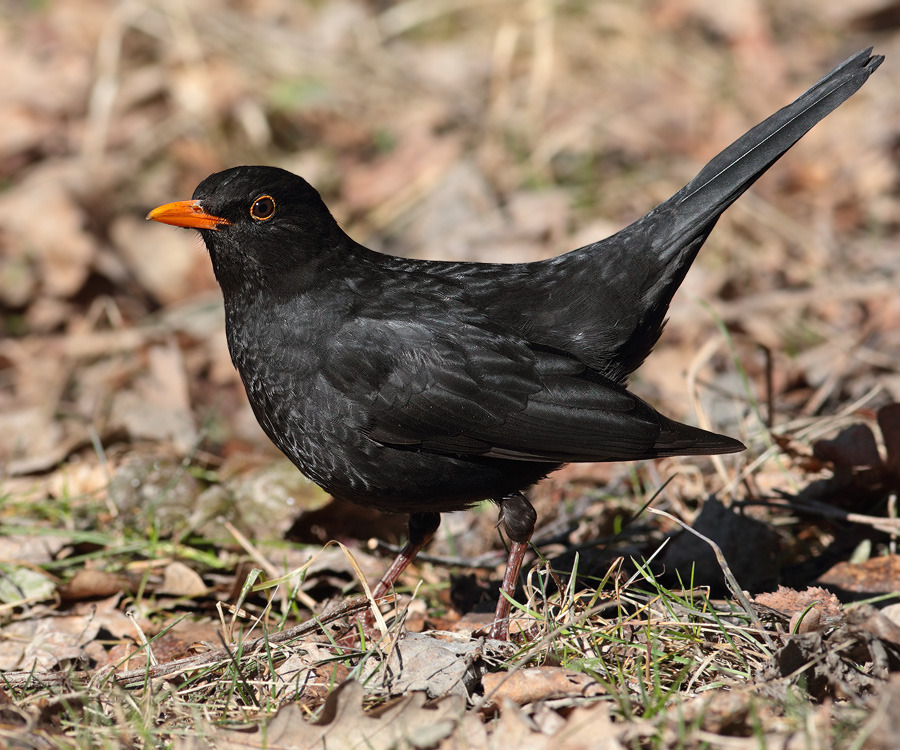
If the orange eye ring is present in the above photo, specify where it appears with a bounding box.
[250,195,276,221]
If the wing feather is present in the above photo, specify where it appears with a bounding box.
[320,306,741,463]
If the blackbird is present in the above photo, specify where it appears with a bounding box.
[149,48,881,640]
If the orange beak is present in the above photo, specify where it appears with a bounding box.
[146,200,230,231]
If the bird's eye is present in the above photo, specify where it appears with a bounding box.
[250,195,276,221]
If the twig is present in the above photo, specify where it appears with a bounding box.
[745,496,900,536]
[0,597,371,690]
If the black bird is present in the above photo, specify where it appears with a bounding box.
[149,49,882,640]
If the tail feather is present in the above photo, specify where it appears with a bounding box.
[598,48,882,381]
[652,415,745,458]
[671,48,883,249]
[469,49,882,387]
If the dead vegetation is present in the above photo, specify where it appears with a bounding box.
[2,0,900,747]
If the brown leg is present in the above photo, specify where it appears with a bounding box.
[490,540,529,640]
[362,511,441,629]
[489,492,537,640]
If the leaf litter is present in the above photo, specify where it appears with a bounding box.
[1,0,900,747]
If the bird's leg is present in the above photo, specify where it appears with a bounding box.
[490,492,537,640]
[361,511,441,630]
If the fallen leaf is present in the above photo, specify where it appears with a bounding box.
[818,556,900,595]
[0,162,96,299]
[21,614,101,671]
[660,497,778,593]
[213,679,465,749]
[863,673,900,750]
[109,341,198,452]
[274,644,351,704]
[482,667,604,709]
[382,631,488,700]
[58,569,134,601]
[552,705,624,750]
[160,561,208,598]
[754,586,844,627]
[0,564,55,605]
[813,423,882,469]
[0,534,71,565]
[110,216,206,305]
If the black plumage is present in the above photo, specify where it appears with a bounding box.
[148,49,882,639]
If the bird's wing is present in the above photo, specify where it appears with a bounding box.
[320,310,741,462]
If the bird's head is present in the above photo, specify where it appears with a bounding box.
[147,166,343,294]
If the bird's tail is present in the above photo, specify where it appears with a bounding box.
[651,414,745,458]
[663,47,883,265]
[592,48,882,382]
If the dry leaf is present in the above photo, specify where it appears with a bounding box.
[21,614,101,671]
[0,162,96,299]
[109,341,198,452]
[482,667,604,709]
[58,569,134,601]
[111,216,206,305]
[160,561,208,597]
[818,556,900,595]
[213,680,465,749]
[383,631,488,700]
[863,673,900,750]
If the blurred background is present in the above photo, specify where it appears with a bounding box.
[1,0,898,549]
